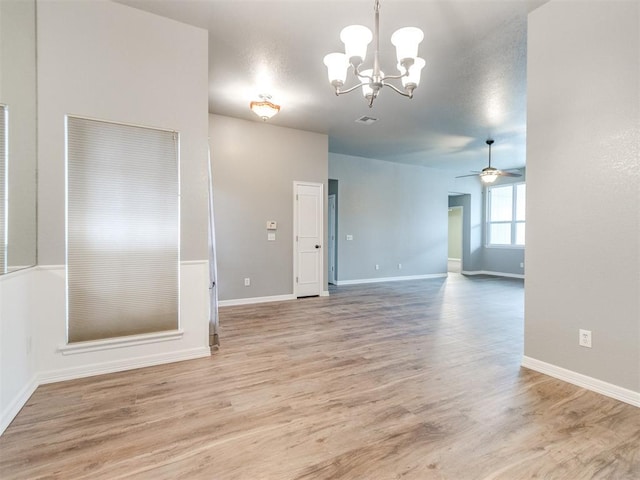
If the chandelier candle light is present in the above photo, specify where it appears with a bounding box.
[323,0,425,107]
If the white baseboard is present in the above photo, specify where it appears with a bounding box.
[321,290,330,297]
[38,347,211,385]
[36,264,65,271]
[462,270,524,279]
[0,376,38,436]
[219,294,296,307]
[447,258,461,262]
[335,273,447,286]
[522,356,640,407]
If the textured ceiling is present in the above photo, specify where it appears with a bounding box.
[117,0,547,175]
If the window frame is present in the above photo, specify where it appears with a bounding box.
[485,182,526,248]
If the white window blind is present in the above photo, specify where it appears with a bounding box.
[0,105,7,271]
[66,116,179,343]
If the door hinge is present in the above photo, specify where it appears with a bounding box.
[296,194,299,200]
[296,277,298,283]
[296,235,298,242]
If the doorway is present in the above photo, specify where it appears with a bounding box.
[448,206,463,273]
[328,194,337,285]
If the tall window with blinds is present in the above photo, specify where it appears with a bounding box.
[66,116,180,343]
[0,105,6,271]
[486,183,526,247]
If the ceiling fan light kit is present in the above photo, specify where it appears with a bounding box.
[323,0,425,107]
[456,139,523,184]
[480,140,499,184]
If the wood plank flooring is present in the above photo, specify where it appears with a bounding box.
[1,275,639,479]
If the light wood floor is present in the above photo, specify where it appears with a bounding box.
[1,275,638,479]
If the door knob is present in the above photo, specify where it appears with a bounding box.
[315,244,321,249]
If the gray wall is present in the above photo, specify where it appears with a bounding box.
[329,153,448,281]
[37,0,209,265]
[210,114,328,301]
[525,0,639,391]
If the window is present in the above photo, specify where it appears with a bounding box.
[66,116,180,343]
[486,183,525,247]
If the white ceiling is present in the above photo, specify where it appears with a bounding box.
[117,0,547,175]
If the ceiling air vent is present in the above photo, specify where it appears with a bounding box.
[355,115,378,125]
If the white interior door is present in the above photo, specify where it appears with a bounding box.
[294,182,323,297]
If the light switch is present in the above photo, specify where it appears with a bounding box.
[268,233,276,241]
[346,234,353,241]
[266,221,277,230]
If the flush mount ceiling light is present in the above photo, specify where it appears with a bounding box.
[249,94,280,121]
[323,0,425,108]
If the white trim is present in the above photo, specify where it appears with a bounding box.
[522,356,640,408]
[320,290,330,297]
[219,294,296,307]
[335,273,447,286]
[486,181,526,247]
[65,113,177,134]
[37,264,65,271]
[0,376,38,436]
[58,329,184,355]
[462,270,524,279]
[447,258,461,262]
[39,347,211,385]
[180,259,208,266]
[484,244,525,250]
[0,265,37,280]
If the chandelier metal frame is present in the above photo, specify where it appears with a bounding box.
[323,0,425,107]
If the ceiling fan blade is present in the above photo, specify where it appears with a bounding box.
[498,171,522,178]
[455,173,480,178]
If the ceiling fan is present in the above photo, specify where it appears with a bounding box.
[457,139,522,184]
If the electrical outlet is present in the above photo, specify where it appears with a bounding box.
[346,234,353,241]
[375,264,380,270]
[398,263,402,270]
[520,262,524,268]
[579,329,592,348]
[244,278,250,287]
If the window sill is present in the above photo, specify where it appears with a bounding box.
[59,329,184,355]
[485,244,525,250]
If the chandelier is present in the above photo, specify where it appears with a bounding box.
[323,0,425,107]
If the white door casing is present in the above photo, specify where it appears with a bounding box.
[294,181,323,297]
